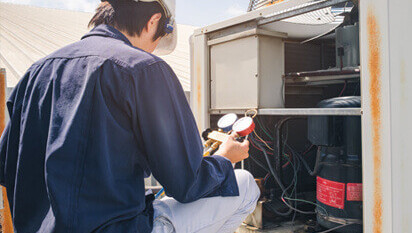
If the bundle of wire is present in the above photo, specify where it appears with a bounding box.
[248,117,328,220]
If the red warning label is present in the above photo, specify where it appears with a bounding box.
[347,183,363,201]
[317,177,345,209]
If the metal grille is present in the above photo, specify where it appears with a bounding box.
[248,0,287,12]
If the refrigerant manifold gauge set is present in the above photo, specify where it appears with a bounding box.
[204,110,257,155]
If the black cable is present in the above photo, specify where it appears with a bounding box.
[248,154,270,173]
[247,155,252,171]
[280,153,317,215]
[280,135,323,215]
[353,82,360,96]
[254,119,320,216]
[263,201,291,217]
[291,150,298,224]
[252,135,293,216]
[253,132,315,216]
[284,152,300,220]
[283,142,319,176]
[254,135,287,191]
[317,223,356,233]
[280,121,300,219]
[295,146,323,176]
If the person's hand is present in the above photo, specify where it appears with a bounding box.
[215,132,249,164]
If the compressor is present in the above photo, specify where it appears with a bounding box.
[308,96,362,232]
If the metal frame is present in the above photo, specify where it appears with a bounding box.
[207,28,287,47]
[191,1,412,232]
[284,67,360,85]
[193,0,314,36]
[285,74,360,84]
[210,108,361,116]
[257,0,349,26]
[191,0,356,130]
[360,1,392,232]
[190,34,210,132]
[359,0,412,232]
[248,0,272,12]
[193,0,349,36]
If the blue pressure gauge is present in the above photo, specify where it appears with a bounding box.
[217,113,238,132]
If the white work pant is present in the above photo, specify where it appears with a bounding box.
[151,170,260,233]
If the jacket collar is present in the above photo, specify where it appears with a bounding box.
[81,24,133,46]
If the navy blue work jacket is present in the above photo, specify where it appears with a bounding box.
[0,25,239,233]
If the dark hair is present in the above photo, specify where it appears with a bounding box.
[88,1,167,41]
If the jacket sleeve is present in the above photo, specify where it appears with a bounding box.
[0,67,31,187]
[0,78,20,187]
[129,61,239,203]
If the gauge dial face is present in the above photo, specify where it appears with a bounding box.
[233,117,255,137]
[217,113,238,131]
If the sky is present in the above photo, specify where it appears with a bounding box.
[0,0,251,27]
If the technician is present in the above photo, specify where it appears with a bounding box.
[0,0,260,232]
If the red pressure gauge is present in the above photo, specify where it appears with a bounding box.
[233,117,255,137]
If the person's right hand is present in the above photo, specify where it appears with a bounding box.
[215,132,250,164]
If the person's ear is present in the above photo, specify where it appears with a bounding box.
[146,13,162,34]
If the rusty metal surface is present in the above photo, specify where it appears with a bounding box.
[366,10,383,233]
[190,34,210,131]
[360,2,412,230]
[359,0,402,232]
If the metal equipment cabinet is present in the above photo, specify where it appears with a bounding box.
[210,29,286,110]
[190,0,412,232]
